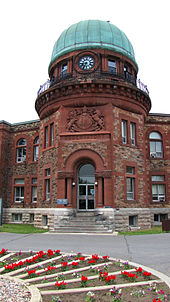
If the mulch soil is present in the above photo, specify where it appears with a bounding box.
[42,283,170,302]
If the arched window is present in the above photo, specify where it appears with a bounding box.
[33,136,39,161]
[149,132,163,158]
[16,138,27,163]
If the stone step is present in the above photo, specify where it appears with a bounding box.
[76,212,95,217]
[61,220,104,226]
[52,227,110,233]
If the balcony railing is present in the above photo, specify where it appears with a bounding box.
[37,72,149,96]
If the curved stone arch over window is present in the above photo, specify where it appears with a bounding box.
[16,138,27,163]
[64,149,105,172]
[149,131,163,158]
[33,136,39,162]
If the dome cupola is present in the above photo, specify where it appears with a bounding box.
[49,20,137,70]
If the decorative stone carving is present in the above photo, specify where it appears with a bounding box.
[67,106,105,132]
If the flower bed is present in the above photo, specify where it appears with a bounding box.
[0,249,169,302]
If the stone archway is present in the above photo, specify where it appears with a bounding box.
[57,149,113,209]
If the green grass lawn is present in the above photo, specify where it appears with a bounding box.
[0,224,49,234]
[118,226,169,235]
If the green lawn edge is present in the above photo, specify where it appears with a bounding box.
[0,224,49,234]
[118,226,170,235]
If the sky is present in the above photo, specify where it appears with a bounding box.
[0,0,170,123]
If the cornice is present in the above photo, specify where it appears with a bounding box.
[35,80,151,119]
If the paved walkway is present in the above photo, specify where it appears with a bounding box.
[0,232,170,277]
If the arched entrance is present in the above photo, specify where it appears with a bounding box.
[77,163,95,210]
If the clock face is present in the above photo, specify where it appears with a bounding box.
[78,56,95,70]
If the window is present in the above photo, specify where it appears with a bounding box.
[45,126,48,148]
[14,179,25,202]
[121,120,127,144]
[50,123,54,146]
[108,60,117,74]
[33,136,39,161]
[44,123,54,148]
[31,178,37,202]
[124,65,133,82]
[30,213,34,223]
[126,166,135,174]
[130,122,136,146]
[129,215,138,227]
[152,175,165,202]
[45,168,50,200]
[16,138,26,163]
[149,132,163,158]
[42,215,48,226]
[154,214,168,222]
[60,63,67,78]
[12,213,22,222]
[126,167,135,200]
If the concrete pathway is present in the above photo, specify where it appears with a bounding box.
[0,232,169,277]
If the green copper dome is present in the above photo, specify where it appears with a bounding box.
[49,20,137,70]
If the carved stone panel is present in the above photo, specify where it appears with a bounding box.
[67,106,105,132]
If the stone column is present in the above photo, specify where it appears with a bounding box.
[97,177,103,207]
[67,177,72,207]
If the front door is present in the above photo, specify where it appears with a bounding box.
[77,164,95,211]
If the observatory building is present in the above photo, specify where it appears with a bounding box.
[0,20,170,232]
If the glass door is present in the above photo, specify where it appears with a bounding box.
[78,184,95,210]
[77,164,95,211]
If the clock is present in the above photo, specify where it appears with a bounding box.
[78,56,95,71]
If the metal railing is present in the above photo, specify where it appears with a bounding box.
[37,72,149,96]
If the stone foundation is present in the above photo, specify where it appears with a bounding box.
[2,207,170,232]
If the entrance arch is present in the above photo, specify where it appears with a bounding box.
[78,163,95,210]
[60,149,113,209]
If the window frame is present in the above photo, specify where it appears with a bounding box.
[31,177,37,203]
[44,122,55,150]
[108,59,117,74]
[151,175,166,202]
[149,131,163,158]
[33,136,39,162]
[129,215,138,227]
[12,213,22,223]
[130,122,136,146]
[60,62,68,78]
[16,138,27,163]
[126,166,136,201]
[44,168,51,201]
[14,178,25,203]
[121,120,127,144]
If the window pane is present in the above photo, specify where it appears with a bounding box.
[14,186,24,202]
[150,141,156,152]
[126,178,134,200]
[32,186,37,202]
[108,60,117,74]
[130,123,135,145]
[121,120,127,144]
[45,126,48,148]
[33,145,39,161]
[149,132,162,139]
[34,136,39,144]
[15,178,24,184]
[50,123,54,146]
[45,168,50,176]
[32,178,37,184]
[126,166,135,174]
[46,179,50,199]
[17,138,26,146]
[158,184,165,194]
[156,141,162,152]
[152,175,165,181]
